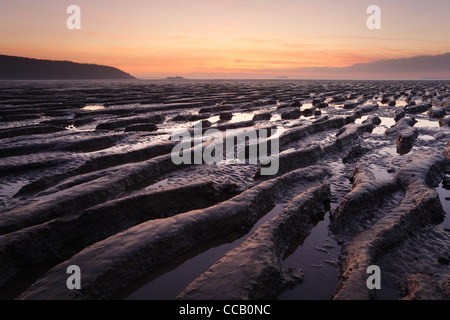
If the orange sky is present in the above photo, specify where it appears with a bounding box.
[1,0,450,78]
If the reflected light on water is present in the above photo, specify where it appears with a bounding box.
[82,105,106,111]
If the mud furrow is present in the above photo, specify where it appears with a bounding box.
[95,115,165,131]
[257,121,380,177]
[0,125,65,139]
[18,167,330,300]
[15,141,177,197]
[176,183,331,300]
[0,154,180,235]
[330,164,400,235]
[0,180,239,293]
[333,153,449,300]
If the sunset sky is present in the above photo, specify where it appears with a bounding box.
[1,0,450,79]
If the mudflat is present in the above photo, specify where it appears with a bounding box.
[0,79,449,300]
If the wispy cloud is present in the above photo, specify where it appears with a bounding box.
[393,6,436,25]
[234,37,281,44]
[174,52,450,79]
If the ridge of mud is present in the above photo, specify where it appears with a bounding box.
[333,153,449,300]
[0,180,239,293]
[0,154,180,235]
[18,167,330,300]
[176,183,331,300]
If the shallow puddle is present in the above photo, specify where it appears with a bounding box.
[207,115,220,123]
[418,134,435,141]
[396,100,408,107]
[414,118,441,128]
[370,164,392,180]
[0,179,30,207]
[145,178,170,190]
[356,116,395,136]
[300,103,314,112]
[65,125,96,132]
[123,204,286,300]
[278,159,351,300]
[82,105,106,111]
[437,176,450,230]
[379,117,396,128]
[280,211,341,300]
[229,113,254,123]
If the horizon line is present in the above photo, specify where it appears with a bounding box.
[135,77,450,81]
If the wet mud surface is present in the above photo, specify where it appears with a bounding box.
[0,79,449,300]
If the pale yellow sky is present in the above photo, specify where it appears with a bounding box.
[1,0,450,78]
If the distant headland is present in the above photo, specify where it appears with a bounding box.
[166,76,186,80]
[0,55,135,80]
